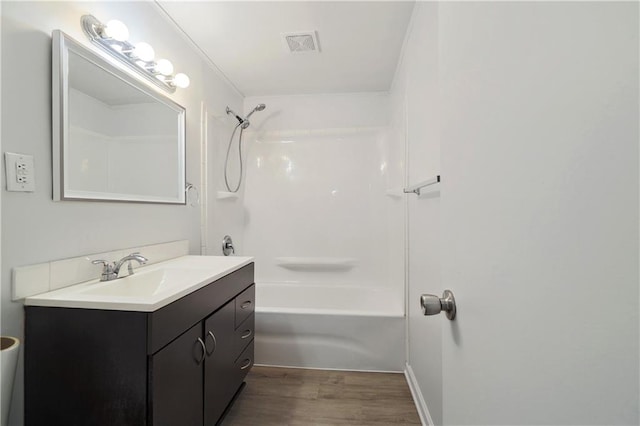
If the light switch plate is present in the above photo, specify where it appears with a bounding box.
[5,152,35,192]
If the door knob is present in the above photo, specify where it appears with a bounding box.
[420,290,456,320]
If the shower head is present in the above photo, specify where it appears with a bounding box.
[225,103,266,129]
[245,103,266,120]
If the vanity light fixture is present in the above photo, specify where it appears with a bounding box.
[169,73,191,89]
[102,19,129,42]
[81,14,190,93]
[132,42,155,62]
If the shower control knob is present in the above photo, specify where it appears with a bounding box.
[420,290,456,320]
[222,235,235,256]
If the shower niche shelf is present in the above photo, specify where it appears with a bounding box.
[275,257,357,272]
[217,191,240,200]
[385,188,404,199]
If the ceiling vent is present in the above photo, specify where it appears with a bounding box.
[283,31,320,54]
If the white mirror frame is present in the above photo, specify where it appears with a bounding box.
[52,30,186,204]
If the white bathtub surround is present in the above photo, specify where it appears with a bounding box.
[254,283,404,372]
[242,94,403,293]
[274,257,357,272]
[256,282,402,316]
[202,109,247,258]
[12,240,189,300]
[241,93,405,372]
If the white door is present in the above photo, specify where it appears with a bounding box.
[438,2,638,424]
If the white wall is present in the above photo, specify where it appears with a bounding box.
[391,2,443,424]
[1,2,243,424]
[240,93,404,302]
[397,2,639,425]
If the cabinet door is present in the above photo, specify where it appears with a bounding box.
[203,301,237,425]
[150,322,204,426]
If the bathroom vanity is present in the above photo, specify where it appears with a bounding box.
[24,256,255,426]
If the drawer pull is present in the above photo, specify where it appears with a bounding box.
[239,358,252,370]
[240,301,252,310]
[241,329,252,339]
[205,331,217,356]
[195,338,206,365]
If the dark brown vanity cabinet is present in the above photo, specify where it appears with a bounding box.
[25,263,255,426]
[151,322,204,426]
[203,302,241,425]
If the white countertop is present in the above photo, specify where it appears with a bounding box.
[24,255,254,312]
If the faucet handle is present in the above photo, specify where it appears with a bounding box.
[91,260,116,281]
[92,260,115,271]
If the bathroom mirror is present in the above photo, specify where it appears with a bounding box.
[52,30,186,204]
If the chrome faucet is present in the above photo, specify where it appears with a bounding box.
[92,253,148,281]
[114,253,148,276]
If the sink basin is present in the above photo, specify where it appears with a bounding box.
[80,269,178,298]
[24,255,254,312]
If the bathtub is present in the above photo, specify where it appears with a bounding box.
[254,282,405,372]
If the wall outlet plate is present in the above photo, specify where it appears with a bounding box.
[5,152,35,192]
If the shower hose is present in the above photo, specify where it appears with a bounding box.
[224,122,244,193]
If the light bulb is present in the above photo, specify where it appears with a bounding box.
[133,42,155,62]
[155,59,174,76]
[104,20,129,42]
[173,73,190,88]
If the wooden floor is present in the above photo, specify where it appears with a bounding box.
[221,366,422,426]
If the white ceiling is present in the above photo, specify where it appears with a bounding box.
[155,1,415,96]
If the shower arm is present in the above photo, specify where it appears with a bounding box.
[225,106,244,124]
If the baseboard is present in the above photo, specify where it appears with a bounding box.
[253,363,403,374]
[404,363,434,426]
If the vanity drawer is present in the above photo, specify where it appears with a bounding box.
[234,340,254,385]
[150,264,254,354]
[235,314,254,355]
[235,285,255,327]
